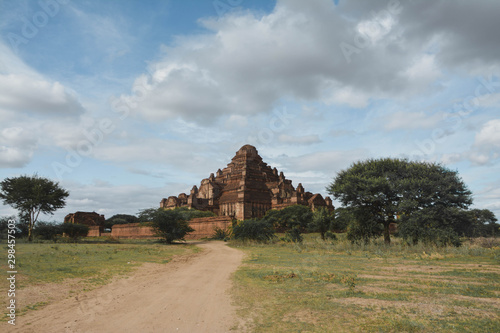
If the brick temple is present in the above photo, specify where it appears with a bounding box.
[64,211,105,227]
[160,144,334,220]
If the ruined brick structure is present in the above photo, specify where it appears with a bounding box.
[160,145,334,220]
[64,211,106,237]
[64,211,105,226]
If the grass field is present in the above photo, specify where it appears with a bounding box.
[230,234,500,332]
[0,238,197,319]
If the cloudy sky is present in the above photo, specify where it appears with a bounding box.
[1,0,499,222]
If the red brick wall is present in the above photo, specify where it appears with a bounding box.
[87,226,102,237]
[111,223,156,239]
[110,217,234,240]
[186,216,233,239]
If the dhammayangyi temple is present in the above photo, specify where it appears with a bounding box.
[161,144,334,220]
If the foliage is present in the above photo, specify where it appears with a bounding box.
[231,219,276,242]
[262,204,313,241]
[0,175,69,241]
[308,207,335,240]
[16,211,31,237]
[172,206,216,220]
[284,226,303,243]
[211,226,231,240]
[467,209,499,238]
[332,207,352,232]
[105,214,139,228]
[61,223,89,241]
[139,208,194,244]
[34,222,62,241]
[328,158,474,245]
[263,205,313,231]
[346,211,383,245]
[0,215,15,239]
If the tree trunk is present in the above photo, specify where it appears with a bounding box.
[383,222,391,244]
[28,212,34,242]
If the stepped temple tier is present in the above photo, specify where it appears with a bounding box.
[160,145,334,220]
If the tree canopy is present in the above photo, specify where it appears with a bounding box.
[308,207,335,240]
[262,205,313,242]
[138,208,195,244]
[328,158,477,245]
[105,214,139,228]
[0,175,69,241]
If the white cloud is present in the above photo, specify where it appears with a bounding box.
[0,40,84,118]
[472,92,500,108]
[123,0,486,124]
[0,74,83,116]
[456,119,500,165]
[324,86,370,108]
[225,115,248,128]
[56,181,182,221]
[475,119,500,149]
[0,127,38,168]
[401,54,442,93]
[278,134,321,145]
[282,149,369,173]
[440,153,463,165]
[383,111,444,130]
[356,12,396,44]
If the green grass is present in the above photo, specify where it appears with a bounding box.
[0,238,197,320]
[230,234,500,332]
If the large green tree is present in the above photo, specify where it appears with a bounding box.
[328,158,473,244]
[0,175,69,242]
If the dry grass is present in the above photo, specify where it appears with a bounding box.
[230,234,500,332]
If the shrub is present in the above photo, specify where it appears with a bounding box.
[284,227,303,243]
[398,208,463,247]
[174,207,215,220]
[105,214,139,228]
[232,219,275,242]
[263,205,312,232]
[34,222,62,241]
[61,223,89,241]
[346,216,383,245]
[139,208,194,244]
[211,226,231,240]
[325,230,337,241]
[308,207,335,240]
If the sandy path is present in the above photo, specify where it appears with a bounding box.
[10,241,245,333]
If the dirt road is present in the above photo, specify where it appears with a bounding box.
[11,241,245,333]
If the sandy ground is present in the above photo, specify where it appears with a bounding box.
[9,241,245,333]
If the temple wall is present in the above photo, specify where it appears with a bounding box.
[87,226,102,237]
[111,223,156,239]
[110,216,234,240]
[186,216,233,239]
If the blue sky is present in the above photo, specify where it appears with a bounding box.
[1,0,499,222]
